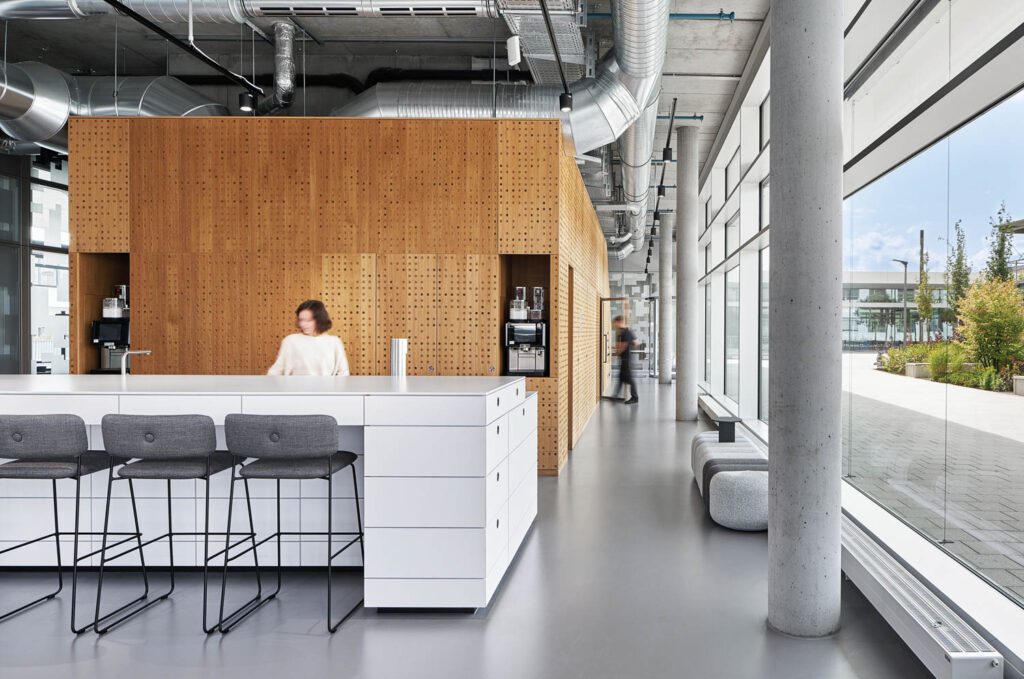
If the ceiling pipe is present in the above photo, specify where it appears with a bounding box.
[0,61,229,153]
[256,22,296,115]
[0,0,511,20]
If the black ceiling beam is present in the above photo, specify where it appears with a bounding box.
[100,0,262,96]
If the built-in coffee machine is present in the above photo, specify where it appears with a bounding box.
[505,286,547,376]
[92,284,131,372]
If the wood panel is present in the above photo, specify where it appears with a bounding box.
[322,253,378,375]
[314,119,381,254]
[249,119,315,254]
[497,121,560,254]
[252,253,322,371]
[376,254,437,376]
[131,118,254,253]
[528,377,561,474]
[437,254,499,376]
[68,118,130,252]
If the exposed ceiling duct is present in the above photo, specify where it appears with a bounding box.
[0,0,513,20]
[330,0,669,258]
[0,62,229,153]
[256,21,296,115]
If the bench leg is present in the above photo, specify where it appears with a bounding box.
[718,422,736,443]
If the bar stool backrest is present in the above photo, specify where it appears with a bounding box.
[102,414,216,459]
[0,414,87,460]
[224,414,337,459]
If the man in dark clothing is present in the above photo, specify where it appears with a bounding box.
[613,315,639,404]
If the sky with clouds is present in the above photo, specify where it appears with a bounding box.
[843,89,1024,273]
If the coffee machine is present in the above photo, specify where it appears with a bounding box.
[93,284,131,372]
[505,285,547,376]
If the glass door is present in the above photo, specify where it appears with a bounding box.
[599,297,628,398]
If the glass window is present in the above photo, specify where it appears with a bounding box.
[704,196,712,230]
[30,183,69,249]
[725,213,740,256]
[0,243,20,374]
[759,247,769,422]
[704,283,711,382]
[0,175,19,244]
[725,149,741,197]
[760,93,770,149]
[29,250,69,374]
[724,265,740,401]
[759,177,770,229]
[845,88,1024,608]
[31,159,68,185]
[704,243,711,274]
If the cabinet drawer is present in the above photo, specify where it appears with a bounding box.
[509,471,537,549]
[0,395,119,425]
[117,395,241,424]
[365,527,486,578]
[485,502,509,575]
[364,422,507,477]
[485,457,510,522]
[365,396,487,426]
[365,578,488,609]
[508,431,538,493]
[508,392,538,452]
[241,395,363,425]
[484,380,527,424]
[364,477,484,528]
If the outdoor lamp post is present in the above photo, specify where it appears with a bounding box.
[893,258,909,345]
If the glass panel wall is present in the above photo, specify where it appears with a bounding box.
[724,266,740,401]
[704,283,711,382]
[725,213,740,256]
[0,243,20,374]
[759,247,769,422]
[759,178,770,229]
[759,94,770,149]
[30,183,69,249]
[845,88,1024,608]
[725,149,741,197]
[29,250,69,374]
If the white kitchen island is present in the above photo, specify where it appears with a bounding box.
[0,375,538,609]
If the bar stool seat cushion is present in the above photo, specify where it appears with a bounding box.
[117,452,235,480]
[239,451,357,480]
[0,451,119,479]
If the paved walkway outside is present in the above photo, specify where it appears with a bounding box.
[842,353,1024,606]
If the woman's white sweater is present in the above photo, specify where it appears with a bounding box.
[267,333,350,376]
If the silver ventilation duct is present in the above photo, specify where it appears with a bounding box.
[331,0,669,259]
[256,22,296,115]
[0,0,505,20]
[0,62,229,153]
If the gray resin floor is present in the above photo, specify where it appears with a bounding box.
[0,380,927,679]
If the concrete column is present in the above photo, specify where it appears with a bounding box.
[658,212,675,384]
[675,125,699,420]
[768,0,844,637]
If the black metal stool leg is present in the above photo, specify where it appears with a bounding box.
[327,463,364,633]
[0,480,65,624]
[201,463,217,634]
[216,463,274,633]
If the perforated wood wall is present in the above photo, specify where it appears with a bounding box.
[497,121,559,254]
[321,253,377,375]
[69,117,606,476]
[438,254,500,376]
[68,119,130,252]
[376,254,438,376]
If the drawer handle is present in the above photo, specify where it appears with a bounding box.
[516,387,519,396]
[497,396,501,407]
[522,407,526,416]
[497,471,500,482]
[496,518,500,529]
[497,424,500,435]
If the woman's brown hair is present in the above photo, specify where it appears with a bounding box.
[295,299,333,333]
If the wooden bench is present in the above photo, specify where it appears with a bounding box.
[697,393,742,443]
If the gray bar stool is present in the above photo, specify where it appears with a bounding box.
[97,414,256,634]
[224,414,364,633]
[0,414,128,633]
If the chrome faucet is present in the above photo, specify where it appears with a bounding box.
[121,350,152,376]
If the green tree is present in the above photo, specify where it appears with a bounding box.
[916,251,932,340]
[959,278,1024,371]
[945,219,971,322]
[984,202,1014,282]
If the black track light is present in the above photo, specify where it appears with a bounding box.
[559,91,573,112]
[662,146,673,162]
[238,91,255,113]
[653,211,660,223]
[657,184,666,197]
[651,226,658,237]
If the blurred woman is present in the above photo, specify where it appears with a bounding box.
[267,300,349,376]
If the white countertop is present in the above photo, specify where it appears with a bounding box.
[0,374,525,396]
